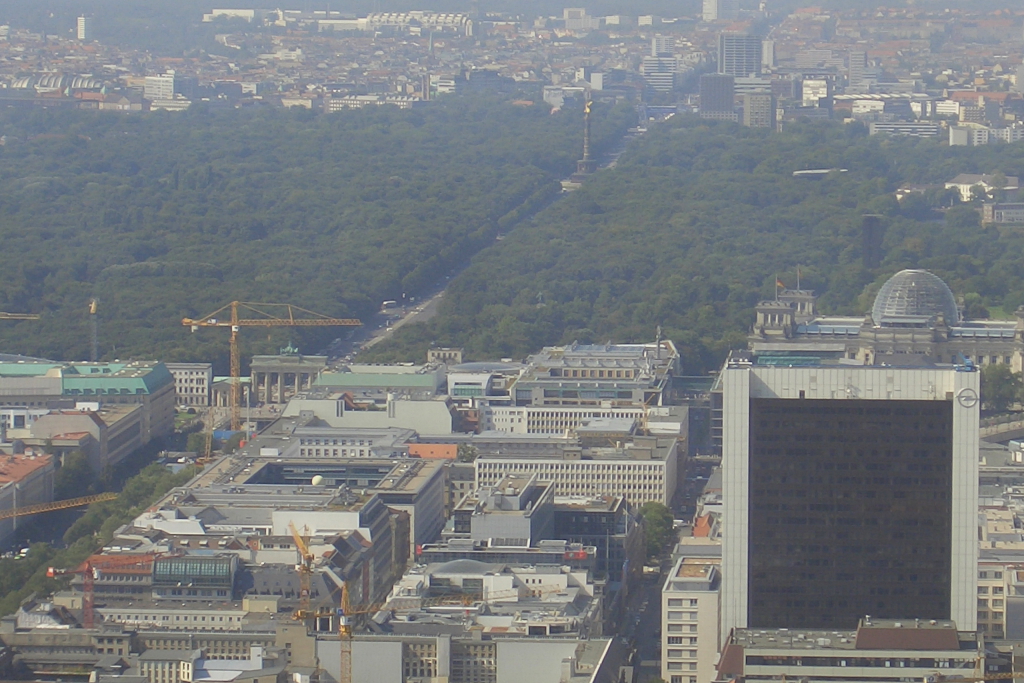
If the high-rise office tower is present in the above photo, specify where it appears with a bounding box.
[849,50,868,92]
[77,15,92,41]
[721,361,978,639]
[718,32,762,77]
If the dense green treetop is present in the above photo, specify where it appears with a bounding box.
[638,501,674,559]
[364,117,1024,372]
[0,97,633,369]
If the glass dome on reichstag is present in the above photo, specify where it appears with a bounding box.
[871,269,959,326]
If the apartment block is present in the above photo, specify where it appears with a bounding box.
[662,556,721,683]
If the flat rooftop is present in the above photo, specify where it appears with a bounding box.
[732,619,973,652]
[0,453,51,484]
[165,484,375,512]
[552,495,624,512]
[675,558,719,579]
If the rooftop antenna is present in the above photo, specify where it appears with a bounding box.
[655,325,662,360]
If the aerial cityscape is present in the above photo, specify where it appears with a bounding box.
[0,0,1022,682]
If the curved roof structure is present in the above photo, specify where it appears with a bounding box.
[871,269,959,326]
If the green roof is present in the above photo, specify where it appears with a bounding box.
[0,362,63,377]
[0,360,174,395]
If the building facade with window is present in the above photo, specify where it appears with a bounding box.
[475,436,681,507]
[720,362,979,637]
[662,556,721,683]
[166,362,212,406]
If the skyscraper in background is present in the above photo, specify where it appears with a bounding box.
[77,15,92,41]
[719,32,763,77]
[849,50,868,92]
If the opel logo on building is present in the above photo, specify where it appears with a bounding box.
[957,387,979,408]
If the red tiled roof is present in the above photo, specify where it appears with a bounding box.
[0,454,52,484]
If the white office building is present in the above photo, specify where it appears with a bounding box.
[77,16,92,41]
[475,436,680,507]
[143,73,176,101]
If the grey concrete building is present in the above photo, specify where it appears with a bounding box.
[452,474,555,547]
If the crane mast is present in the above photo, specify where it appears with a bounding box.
[289,522,315,621]
[183,301,360,430]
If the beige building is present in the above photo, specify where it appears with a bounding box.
[661,556,721,683]
[137,630,276,659]
[976,557,1013,639]
[29,405,147,474]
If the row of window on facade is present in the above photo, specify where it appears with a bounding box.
[299,448,368,457]
[667,675,697,683]
[108,613,240,622]
[550,368,637,378]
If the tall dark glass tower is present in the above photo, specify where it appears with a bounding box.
[721,363,978,638]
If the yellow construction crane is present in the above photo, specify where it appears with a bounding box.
[182,302,361,430]
[0,492,117,521]
[0,312,40,321]
[289,522,316,621]
[340,582,354,683]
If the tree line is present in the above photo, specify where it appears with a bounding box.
[0,96,634,371]
[363,117,1024,372]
